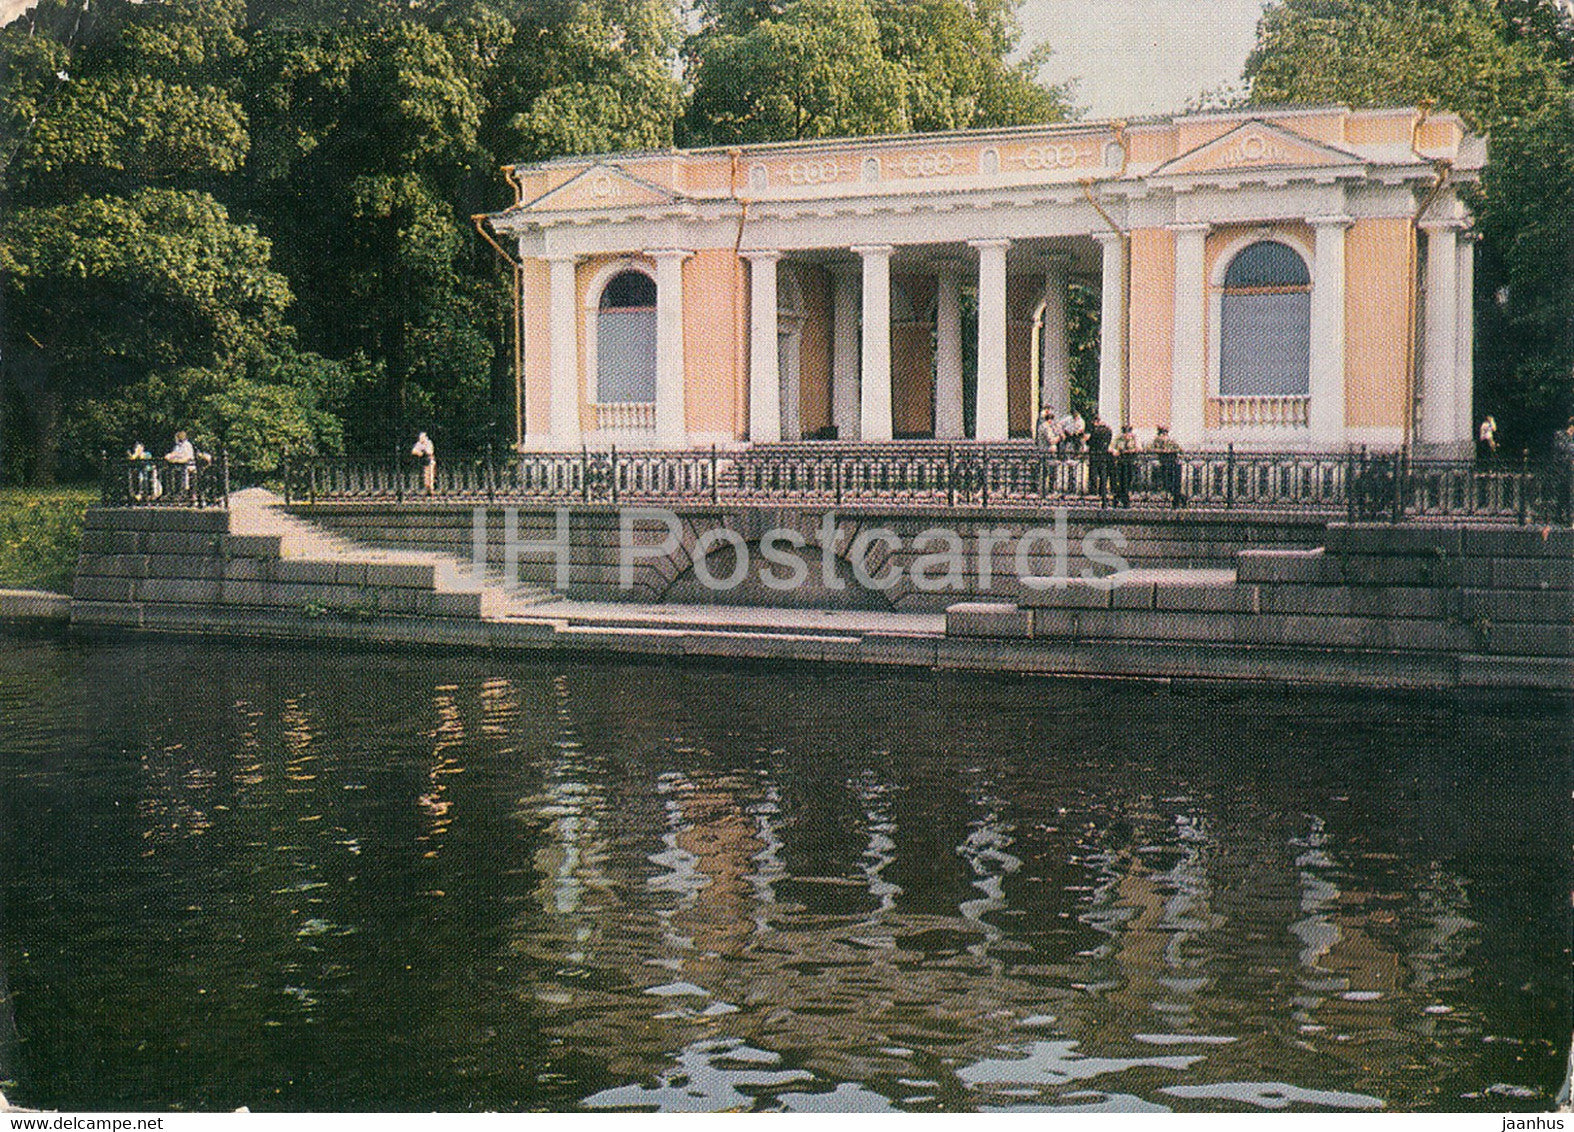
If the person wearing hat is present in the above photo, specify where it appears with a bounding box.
[1086,414,1114,505]
[1553,416,1574,524]
[1111,424,1138,508]
[1148,425,1186,508]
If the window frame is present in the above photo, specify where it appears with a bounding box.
[583,258,659,407]
[1208,232,1315,407]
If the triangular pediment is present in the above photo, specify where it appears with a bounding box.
[523,164,682,212]
[1154,120,1365,178]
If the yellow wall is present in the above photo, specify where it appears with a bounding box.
[683,249,744,437]
[892,326,934,435]
[795,265,832,435]
[1007,323,1033,435]
[1128,227,1175,430]
[1344,218,1413,428]
[521,257,551,438]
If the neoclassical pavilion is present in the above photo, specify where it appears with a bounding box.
[484,105,1484,455]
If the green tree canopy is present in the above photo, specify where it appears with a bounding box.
[684,0,1069,145]
[686,0,909,143]
[1246,0,1574,448]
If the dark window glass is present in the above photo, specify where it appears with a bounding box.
[601,270,657,309]
[1223,240,1310,289]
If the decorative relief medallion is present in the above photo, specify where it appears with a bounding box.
[589,173,618,199]
[1009,142,1098,171]
[896,150,958,178]
[786,158,849,185]
[1218,134,1290,167]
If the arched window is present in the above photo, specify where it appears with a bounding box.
[1219,240,1310,397]
[597,269,657,403]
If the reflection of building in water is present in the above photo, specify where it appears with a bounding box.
[414,685,467,857]
[496,675,1491,1110]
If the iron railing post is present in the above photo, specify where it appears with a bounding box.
[394,446,404,504]
[981,444,990,508]
[1345,448,1355,524]
[1391,448,1404,523]
[581,447,591,503]
[610,445,619,506]
[710,445,719,505]
[1518,448,1529,526]
[485,444,496,503]
[1226,444,1235,510]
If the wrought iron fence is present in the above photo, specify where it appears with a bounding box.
[101,452,230,509]
[280,443,1568,524]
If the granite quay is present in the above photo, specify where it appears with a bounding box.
[42,484,1572,695]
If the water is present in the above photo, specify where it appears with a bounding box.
[0,628,1566,1112]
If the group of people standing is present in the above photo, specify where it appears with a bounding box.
[1035,408,1187,509]
[125,431,212,498]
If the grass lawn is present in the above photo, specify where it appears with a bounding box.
[0,486,96,594]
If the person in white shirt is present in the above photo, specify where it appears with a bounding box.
[1056,409,1085,457]
[165,431,196,493]
[1477,416,1498,461]
[412,431,436,492]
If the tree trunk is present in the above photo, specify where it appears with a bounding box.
[27,381,60,486]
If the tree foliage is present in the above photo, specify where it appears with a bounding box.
[1,0,1068,483]
[685,0,1069,144]
[1246,0,1574,449]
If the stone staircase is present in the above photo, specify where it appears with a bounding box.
[72,488,555,628]
[946,523,1574,690]
[230,489,559,613]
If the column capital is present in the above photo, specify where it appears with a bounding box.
[545,252,580,264]
[741,248,782,263]
[1167,221,1211,234]
[645,247,693,261]
[1417,218,1466,234]
[851,244,895,259]
[966,238,1011,251]
[1091,229,1126,247]
[1309,214,1355,230]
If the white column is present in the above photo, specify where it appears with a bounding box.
[1419,221,1460,452]
[970,238,1010,441]
[1454,232,1476,446]
[1308,216,1351,448]
[547,254,580,445]
[831,266,861,440]
[934,261,964,439]
[1095,231,1127,426]
[780,321,802,441]
[745,251,782,443]
[1039,254,1071,419]
[1169,223,1208,446]
[854,244,894,442]
[648,248,691,445]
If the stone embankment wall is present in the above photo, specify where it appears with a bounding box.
[71,507,497,636]
[288,502,1326,611]
[53,504,1572,692]
[948,524,1574,691]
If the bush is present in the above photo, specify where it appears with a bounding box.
[0,486,95,594]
